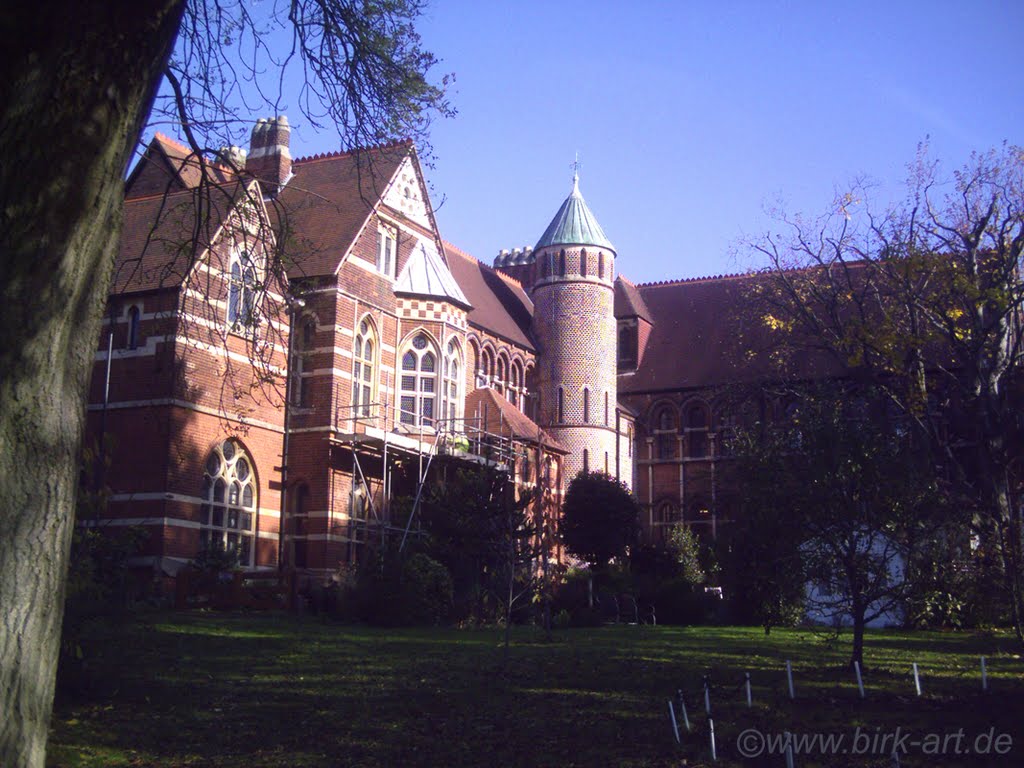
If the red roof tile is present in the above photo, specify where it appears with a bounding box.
[113,181,257,294]
[126,134,234,199]
[614,276,653,322]
[274,142,412,279]
[619,273,844,394]
[444,241,535,351]
[465,388,568,453]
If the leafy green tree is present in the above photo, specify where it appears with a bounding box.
[419,467,536,627]
[746,145,1024,646]
[0,2,450,764]
[733,387,943,664]
[666,523,706,587]
[561,471,641,576]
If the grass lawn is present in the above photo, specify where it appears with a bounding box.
[48,613,1023,767]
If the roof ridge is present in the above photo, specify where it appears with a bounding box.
[292,138,413,165]
[636,271,754,288]
[153,132,193,154]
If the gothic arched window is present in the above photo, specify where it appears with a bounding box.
[199,439,256,565]
[509,361,521,407]
[653,405,677,460]
[127,305,141,350]
[400,333,437,426]
[443,339,462,430]
[227,251,257,328]
[352,318,376,417]
[583,387,590,423]
[687,403,709,458]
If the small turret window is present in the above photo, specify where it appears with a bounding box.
[559,250,566,277]
[583,387,590,423]
[598,253,605,280]
[580,251,587,278]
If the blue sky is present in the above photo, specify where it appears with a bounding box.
[414,0,1024,283]
[173,1,1024,285]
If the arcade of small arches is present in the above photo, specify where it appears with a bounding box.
[470,337,532,410]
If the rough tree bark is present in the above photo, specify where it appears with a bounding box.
[0,3,184,765]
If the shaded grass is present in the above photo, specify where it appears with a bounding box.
[49,614,1024,767]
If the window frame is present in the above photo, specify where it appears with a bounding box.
[227,250,259,331]
[399,333,438,427]
[352,318,377,418]
[199,439,257,566]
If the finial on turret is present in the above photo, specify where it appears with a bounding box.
[571,152,581,194]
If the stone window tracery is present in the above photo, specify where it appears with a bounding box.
[352,318,376,417]
[199,439,256,565]
[400,333,437,426]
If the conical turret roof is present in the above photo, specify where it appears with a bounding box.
[534,174,614,252]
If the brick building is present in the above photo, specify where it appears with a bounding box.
[88,115,789,580]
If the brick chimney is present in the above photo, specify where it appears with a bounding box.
[246,115,292,196]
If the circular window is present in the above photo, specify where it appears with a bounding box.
[412,334,428,350]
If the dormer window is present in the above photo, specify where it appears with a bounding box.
[377,225,396,278]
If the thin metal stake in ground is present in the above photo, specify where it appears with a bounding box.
[981,656,988,691]
[677,690,691,732]
[854,660,865,698]
[784,731,795,768]
[745,672,752,707]
[786,660,795,699]
[708,717,717,761]
[912,662,921,696]
[703,675,712,715]
[667,699,680,744]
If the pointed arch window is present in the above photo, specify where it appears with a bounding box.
[580,250,587,277]
[583,449,590,474]
[480,347,494,386]
[443,339,462,430]
[598,252,605,280]
[496,355,507,395]
[558,250,566,277]
[199,439,256,565]
[509,361,521,408]
[686,403,709,458]
[557,387,565,423]
[653,405,677,460]
[604,391,609,426]
[400,333,437,426]
[126,305,141,350]
[583,387,591,423]
[352,319,376,417]
[227,251,257,328]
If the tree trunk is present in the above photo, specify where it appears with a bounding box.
[850,613,866,670]
[0,3,184,766]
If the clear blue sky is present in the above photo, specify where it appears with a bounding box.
[215,1,1024,284]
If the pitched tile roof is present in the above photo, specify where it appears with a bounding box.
[274,142,412,279]
[443,241,535,351]
[126,133,234,198]
[465,388,568,453]
[113,182,256,294]
[614,276,653,322]
[619,273,844,394]
[394,236,470,307]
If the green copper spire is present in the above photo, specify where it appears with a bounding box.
[534,172,615,252]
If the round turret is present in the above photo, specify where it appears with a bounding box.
[530,174,618,482]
